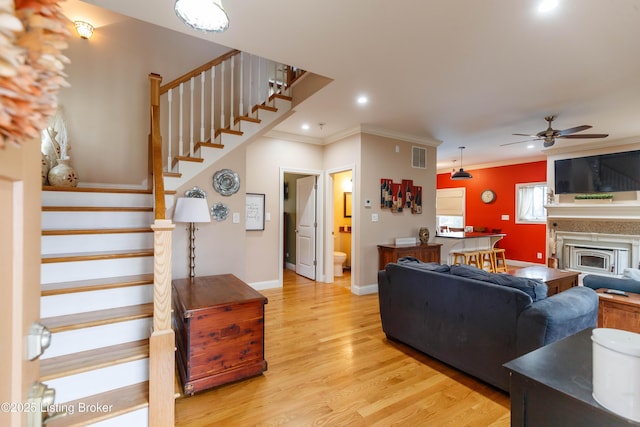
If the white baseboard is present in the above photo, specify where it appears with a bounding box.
[353,283,378,295]
[249,279,281,291]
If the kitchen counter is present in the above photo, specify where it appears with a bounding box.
[434,232,506,264]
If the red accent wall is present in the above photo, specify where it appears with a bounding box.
[437,161,547,263]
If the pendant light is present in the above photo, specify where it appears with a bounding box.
[450,146,473,180]
[174,0,229,33]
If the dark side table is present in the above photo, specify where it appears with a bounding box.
[504,328,640,427]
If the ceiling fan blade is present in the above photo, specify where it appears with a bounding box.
[560,133,609,139]
[512,133,538,137]
[556,125,591,136]
[500,138,540,147]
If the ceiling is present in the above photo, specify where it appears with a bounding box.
[67,0,640,171]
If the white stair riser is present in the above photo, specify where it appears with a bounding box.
[272,97,290,110]
[41,285,154,318]
[42,232,153,255]
[42,191,152,208]
[42,211,154,229]
[46,359,149,403]
[88,408,148,427]
[237,120,261,135]
[43,318,152,358]
[41,256,153,284]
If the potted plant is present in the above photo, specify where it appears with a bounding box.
[574,193,613,203]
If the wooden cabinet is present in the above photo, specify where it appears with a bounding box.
[597,289,640,333]
[172,274,268,395]
[377,243,442,270]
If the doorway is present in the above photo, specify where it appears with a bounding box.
[281,170,323,283]
[328,166,355,291]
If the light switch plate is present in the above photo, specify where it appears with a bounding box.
[501,214,510,220]
[265,212,271,221]
[372,213,379,222]
[232,212,240,223]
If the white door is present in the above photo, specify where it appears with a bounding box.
[0,141,45,426]
[296,175,317,279]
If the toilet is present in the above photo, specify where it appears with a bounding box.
[334,251,347,276]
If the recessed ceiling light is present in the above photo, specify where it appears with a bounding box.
[301,123,310,130]
[538,0,558,13]
[527,144,535,149]
[357,95,368,105]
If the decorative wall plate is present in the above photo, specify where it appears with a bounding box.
[185,186,206,198]
[213,169,240,196]
[211,202,230,221]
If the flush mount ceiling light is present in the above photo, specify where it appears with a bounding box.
[538,0,558,13]
[450,146,473,180]
[174,0,229,32]
[74,21,94,39]
[356,95,368,105]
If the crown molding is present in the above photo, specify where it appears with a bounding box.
[325,125,441,147]
[263,129,325,145]
[436,155,547,174]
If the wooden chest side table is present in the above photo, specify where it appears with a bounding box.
[596,288,640,333]
[377,243,442,270]
[172,274,268,395]
[511,266,579,296]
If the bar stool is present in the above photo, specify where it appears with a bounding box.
[478,249,496,272]
[493,248,508,273]
[452,251,481,268]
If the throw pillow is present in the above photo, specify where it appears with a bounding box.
[488,273,547,302]
[397,257,451,273]
[449,264,493,281]
[623,268,640,281]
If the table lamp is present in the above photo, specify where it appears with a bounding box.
[173,196,211,278]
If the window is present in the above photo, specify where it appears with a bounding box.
[516,182,548,224]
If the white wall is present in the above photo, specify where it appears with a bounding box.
[58,15,230,186]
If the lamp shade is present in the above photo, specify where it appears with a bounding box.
[173,197,211,223]
[451,168,473,180]
[174,0,229,32]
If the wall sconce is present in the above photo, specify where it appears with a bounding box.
[74,21,94,40]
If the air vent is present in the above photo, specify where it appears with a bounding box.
[412,146,426,169]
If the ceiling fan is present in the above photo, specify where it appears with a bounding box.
[502,115,609,148]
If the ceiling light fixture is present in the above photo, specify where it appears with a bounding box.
[538,0,558,13]
[301,123,310,130]
[74,21,94,39]
[357,95,368,105]
[174,0,229,33]
[450,146,473,180]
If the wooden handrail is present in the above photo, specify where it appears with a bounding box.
[159,49,240,95]
[149,73,166,220]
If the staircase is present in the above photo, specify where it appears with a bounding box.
[40,187,155,426]
[36,50,306,426]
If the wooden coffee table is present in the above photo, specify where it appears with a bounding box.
[510,266,579,296]
[596,288,640,333]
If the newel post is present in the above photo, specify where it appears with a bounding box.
[149,219,175,427]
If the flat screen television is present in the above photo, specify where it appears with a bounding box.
[554,149,640,194]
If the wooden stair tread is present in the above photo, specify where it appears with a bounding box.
[195,141,224,151]
[235,115,261,124]
[269,93,293,102]
[174,156,204,163]
[215,128,243,137]
[41,340,149,381]
[46,382,149,427]
[42,249,154,264]
[163,171,181,178]
[41,274,154,297]
[41,303,154,333]
[252,104,278,113]
[42,186,152,195]
[42,206,152,212]
[42,227,152,236]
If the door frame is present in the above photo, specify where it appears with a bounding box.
[326,164,356,291]
[279,167,325,285]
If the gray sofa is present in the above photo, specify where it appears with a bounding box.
[378,259,598,391]
[583,273,640,294]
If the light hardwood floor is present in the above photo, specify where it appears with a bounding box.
[175,270,510,426]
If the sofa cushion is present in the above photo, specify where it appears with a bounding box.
[397,257,450,273]
[450,264,546,301]
[623,268,640,281]
[488,273,547,302]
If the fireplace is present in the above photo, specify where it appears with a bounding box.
[565,244,629,275]
[555,231,640,277]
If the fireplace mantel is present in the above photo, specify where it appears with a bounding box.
[545,202,640,220]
